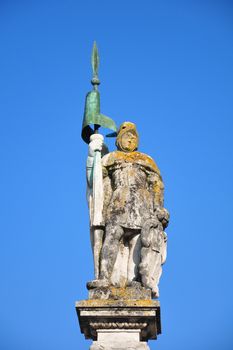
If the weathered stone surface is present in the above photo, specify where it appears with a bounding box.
[75,299,161,342]
[87,285,152,300]
[86,122,169,298]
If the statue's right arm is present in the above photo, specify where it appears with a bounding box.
[86,134,104,190]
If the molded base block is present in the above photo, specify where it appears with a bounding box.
[76,295,161,349]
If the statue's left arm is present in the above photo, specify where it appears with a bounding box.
[149,171,164,209]
[139,156,169,297]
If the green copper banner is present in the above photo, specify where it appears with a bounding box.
[81,42,117,144]
[81,90,117,144]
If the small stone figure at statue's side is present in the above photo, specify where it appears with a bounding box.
[86,122,169,298]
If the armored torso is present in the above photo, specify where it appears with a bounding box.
[102,151,162,229]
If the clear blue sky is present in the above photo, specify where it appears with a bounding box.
[1,1,233,349]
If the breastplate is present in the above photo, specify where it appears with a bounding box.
[111,163,147,190]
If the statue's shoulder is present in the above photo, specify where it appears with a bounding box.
[102,151,160,174]
[134,152,161,174]
[101,151,121,167]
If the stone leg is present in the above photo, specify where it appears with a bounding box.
[127,233,141,282]
[100,224,124,280]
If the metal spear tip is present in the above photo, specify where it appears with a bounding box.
[91,41,100,87]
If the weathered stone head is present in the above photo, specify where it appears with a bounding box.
[115,122,139,152]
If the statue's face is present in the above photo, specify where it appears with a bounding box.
[119,131,138,152]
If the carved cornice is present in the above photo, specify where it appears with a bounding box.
[90,322,148,330]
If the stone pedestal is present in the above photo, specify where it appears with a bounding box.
[76,287,161,350]
[90,329,149,350]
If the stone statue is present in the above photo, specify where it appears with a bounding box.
[76,43,169,350]
[86,122,169,298]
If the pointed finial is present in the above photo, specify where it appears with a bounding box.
[91,41,100,89]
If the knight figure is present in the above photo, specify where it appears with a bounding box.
[86,121,169,298]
